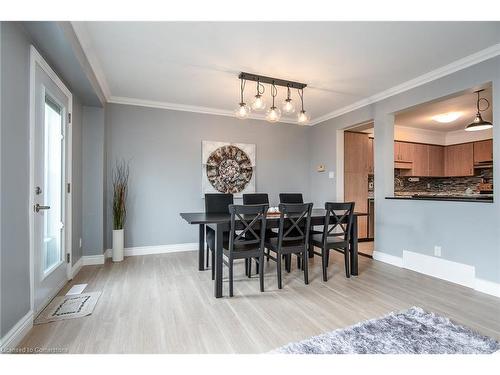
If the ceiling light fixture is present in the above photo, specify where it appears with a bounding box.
[282,84,296,114]
[265,83,281,123]
[251,78,266,111]
[432,112,462,123]
[297,88,310,125]
[237,72,309,124]
[465,89,493,132]
[234,77,251,119]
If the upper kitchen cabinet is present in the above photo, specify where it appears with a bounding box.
[445,143,474,177]
[368,137,374,174]
[411,143,429,176]
[345,132,369,173]
[394,141,413,162]
[474,139,493,163]
[428,144,445,176]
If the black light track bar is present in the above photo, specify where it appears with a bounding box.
[239,72,307,90]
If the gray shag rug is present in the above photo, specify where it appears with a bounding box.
[272,307,499,354]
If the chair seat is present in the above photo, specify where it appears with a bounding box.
[310,234,349,249]
[265,237,306,254]
[222,241,263,259]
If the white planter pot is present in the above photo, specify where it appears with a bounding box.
[112,229,124,262]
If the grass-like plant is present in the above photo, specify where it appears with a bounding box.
[113,160,129,230]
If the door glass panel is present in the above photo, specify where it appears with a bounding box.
[43,96,64,274]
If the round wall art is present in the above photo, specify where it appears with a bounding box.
[206,145,253,194]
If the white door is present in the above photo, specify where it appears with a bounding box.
[31,52,71,315]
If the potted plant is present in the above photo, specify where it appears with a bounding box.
[112,160,129,262]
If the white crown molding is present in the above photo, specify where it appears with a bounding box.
[108,96,301,125]
[309,43,500,126]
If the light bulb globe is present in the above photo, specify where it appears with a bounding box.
[235,103,251,119]
[282,98,295,114]
[266,107,282,123]
[252,94,266,111]
[297,110,310,125]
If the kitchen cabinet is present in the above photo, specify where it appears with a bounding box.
[368,137,374,174]
[344,131,369,239]
[428,145,445,176]
[394,141,413,162]
[344,172,368,239]
[411,143,429,176]
[345,132,369,173]
[445,143,474,177]
[474,139,493,163]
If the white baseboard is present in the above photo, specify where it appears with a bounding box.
[82,254,105,265]
[475,278,500,298]
[373,250,500,298]
[104,242,198,258]
[372,250,403,267]
[0,310,33,353]
[70,257,83,278]
[403,250,475,288]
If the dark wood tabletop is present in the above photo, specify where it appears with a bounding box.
[180,209,368,224]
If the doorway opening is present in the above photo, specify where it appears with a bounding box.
[343,121,374,257]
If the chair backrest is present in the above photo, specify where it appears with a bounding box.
[205,193,234,214]
[323,202,355,243]
[242,193,269,205]
[228,204,268,252]
[277,203,313,246]
[279,193,304,204]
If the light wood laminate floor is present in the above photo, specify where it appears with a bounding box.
[20,251,500,353]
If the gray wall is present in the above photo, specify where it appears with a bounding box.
[0,21,31,338]
[103,104,311,249]
[309,56,500,283]
[82,106,106,256]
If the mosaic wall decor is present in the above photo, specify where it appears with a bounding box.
[202,141,256,197]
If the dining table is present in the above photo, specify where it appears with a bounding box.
[180,208,367,298]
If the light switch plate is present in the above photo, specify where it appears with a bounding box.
[328,171,335,179]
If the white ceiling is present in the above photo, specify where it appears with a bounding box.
[72,22,500,124]
[395,86,493,132]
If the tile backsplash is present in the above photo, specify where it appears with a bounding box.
[394,168,493,195]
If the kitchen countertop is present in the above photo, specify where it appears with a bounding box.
[386,193,493,203]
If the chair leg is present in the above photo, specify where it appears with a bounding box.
[229,256,234,297]
[326,249,330,268]
[244,259,249,276]
[344,248,350,278]
[303,251,309,285]
[297,255,301,270]
[266,248,270,261]
[206,245,210,268]
[322,248,328,282]
[248,258,252,278]
[277,253,283,289]
[259,255,264,292]
[211,248,215,280]
[285,254,291,273]
[255,257,260,275]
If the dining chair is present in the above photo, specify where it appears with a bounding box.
[205,193,233,280]
[243,193,276,269]
[310,202,355,281]
[279,193,304,204]
[265,203,313,289]
[223,204,268,297]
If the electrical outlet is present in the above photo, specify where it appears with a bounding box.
[434,246,442,257]
[328,171,335,179]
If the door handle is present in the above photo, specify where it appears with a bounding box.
[34,204,51,213]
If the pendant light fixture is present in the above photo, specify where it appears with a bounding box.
[234,77,251,119]
[465,89,493,131]
[297,88,310,125]
[282,84,296,114]
[251,78,266,111]
[265,83,281,123]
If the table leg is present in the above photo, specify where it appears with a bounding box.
[214,223,223,298]
[350,217,359,276]
[198,224,205,271]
